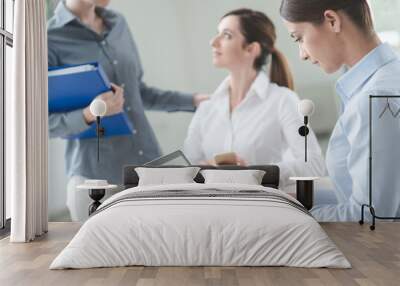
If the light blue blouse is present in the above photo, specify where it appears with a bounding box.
[311,43,400,221]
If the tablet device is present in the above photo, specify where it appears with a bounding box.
[143,150,192,166]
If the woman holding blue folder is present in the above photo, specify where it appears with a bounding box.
[48,0,207,221]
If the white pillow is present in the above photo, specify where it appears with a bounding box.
[200,169,266,185]
[135,167,201,186]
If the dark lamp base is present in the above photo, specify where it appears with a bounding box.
[296,180,314,211]
[88,188,105,215]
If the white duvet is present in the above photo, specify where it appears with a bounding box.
[50,183,350,269]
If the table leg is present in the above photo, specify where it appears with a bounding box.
[296,180,314,210]
[88,189,105,215]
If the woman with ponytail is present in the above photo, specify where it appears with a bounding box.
[184,8,325,189]
[280,0,400,221]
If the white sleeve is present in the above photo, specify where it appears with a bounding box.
[276,91,326,187]
[183,102,208,164]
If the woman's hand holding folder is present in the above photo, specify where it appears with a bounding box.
[83,83,125,124]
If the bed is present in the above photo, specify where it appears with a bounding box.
[50,165,350,269]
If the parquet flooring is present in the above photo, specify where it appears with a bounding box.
[0,222,399,286]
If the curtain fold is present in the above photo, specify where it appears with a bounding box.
[8,0,48,242]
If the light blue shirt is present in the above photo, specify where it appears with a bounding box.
[311,43,400,221]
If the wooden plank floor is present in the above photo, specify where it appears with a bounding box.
[0,222,399,286]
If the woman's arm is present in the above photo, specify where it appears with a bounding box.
[49,110,89,138]
[311,88,400,221]
[139,80,195,112]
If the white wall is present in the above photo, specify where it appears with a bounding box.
[48,138,68,220]
[109,0,340,152]
[48,0,340,220]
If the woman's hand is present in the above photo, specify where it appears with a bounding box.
[214,152,248,166]
[101,83,125,116]
[83,83,125,124]
[193,93,210,107]
[235,156,247,166]
[200,153,247,166]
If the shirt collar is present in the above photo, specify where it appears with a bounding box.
[336,43,398,102]
[51,1,116,30]
[52,1,76,28]
[213,71,270,99]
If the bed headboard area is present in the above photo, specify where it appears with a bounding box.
[122,165,280,189]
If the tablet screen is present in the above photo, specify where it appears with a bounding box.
[143,150,191,166]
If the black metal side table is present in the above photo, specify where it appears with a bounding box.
[77,181,117,215]
[289,177,319,210]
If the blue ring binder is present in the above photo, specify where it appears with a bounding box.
[48,62,134,139]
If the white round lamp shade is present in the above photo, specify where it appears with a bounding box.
[90,99,107,117]
[298,99,315,117]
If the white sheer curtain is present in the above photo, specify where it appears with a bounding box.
[7,0,48,242]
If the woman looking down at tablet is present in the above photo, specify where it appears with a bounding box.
[184,8,325,188]
[280,0,400,221]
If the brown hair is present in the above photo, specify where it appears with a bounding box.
[223,8,294,90]
[280,0,374,35]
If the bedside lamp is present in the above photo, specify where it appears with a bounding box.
[298,99,315,162]
[89,99,107,162]
[78,99,117,216]
[290,99,317,211]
